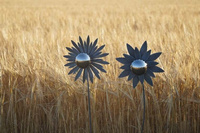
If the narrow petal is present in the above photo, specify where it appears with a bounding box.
[146,69,155,78]
[66,57,75,62]
[77,42,84,53]
[94,45,105,54]
[92,63,106,73]
[87,36,90,45]
[68,66,79,75]
[93,38,98,48]
[80,42,85,52]
[116,57,130,64]
[83,68,88,83]
[72,47,79,54]
[91,51,101,58]
[120,64,130,70]
[69,52,77,58]
[87,67,93,83]
[88,42,92,54]
[134,47,141,59]
[138,75,144,84]
[149,66,164,73]
[71,40,80,52]
[89,38,98,54]
[147,52,162,61]
[75,68,83,81]
[142,50,151,61]
[66,47,74,53]
[144,74,153,86]
[90,46,98,55]
[79,36,83,46]
[119,70,131,78]
[90,66,100,79]
[86,41,89,53]
[63,55,71,59]
[64,62,76,68]
[127,43,135,57]
[83,41,87,53]
[133,76,139,88]
[93,53,109,58]
[93,59,109,64]
[123,54,135,62]
[147,61,159,67]
[140,41,147,56]
[128,73,136,81]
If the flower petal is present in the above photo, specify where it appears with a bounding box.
[71,40,80,52]
[79,36,83,46]
[94,45,105,54]
[88,42,93,54]
[134,47,141,59]
[147,52,162,61]
[89,38,98,54]
[116,57,130,64]
[91,51,101,58]
[93,53,109,58]
[90,46,98,55]
[147,61,159,67]
[146,69,155,78]
[119,70,130,78]
[75,68,83,81]
[142,50,151,61]
[128,73,136,81]
[126,43,135,57]
[120,64,130,70]
[64,62,76,68]
[68,66,79,75]
[140,41,147,56]
[133,76,139,88]
[139,75,144,84]
[144,73,153,86]
[66,57,75,62]
[68,52,77,57]
[83,41,87,53]
[123,54,135,62]
[83,68,88,83]
[90,65,100,79]
[149,66,164,73]
[93,59,109,64]
[87,36,90,45]
[77,42,84,53]
[87,67,93,83]
[63,55,71,59]
[92,63,106,73]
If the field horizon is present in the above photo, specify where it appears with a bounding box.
[0,0,200,133]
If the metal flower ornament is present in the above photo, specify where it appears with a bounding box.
[116,41,164,133]
[64,36,109,133]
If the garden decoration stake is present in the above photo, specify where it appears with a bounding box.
[64,36,109,133]
[116,41,164,133]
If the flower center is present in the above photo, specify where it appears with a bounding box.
[75,53,91,68]
[130,59,147,75]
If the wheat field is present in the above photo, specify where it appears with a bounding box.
[0,0,200,133]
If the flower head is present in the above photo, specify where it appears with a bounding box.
[116,41,164,88]
[64,36,109,83]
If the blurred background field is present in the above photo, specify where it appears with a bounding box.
[0,0,200,132]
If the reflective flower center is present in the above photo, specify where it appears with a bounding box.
[131,59,147,75]
[75,53,91,68]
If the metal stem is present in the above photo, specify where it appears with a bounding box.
[141,84,145,133]
[87,78,92,133]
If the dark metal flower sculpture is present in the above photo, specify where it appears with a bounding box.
[64,36,109,133]
[64,36,109,83]
[116,41,164,133]
[116,41,164,88]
